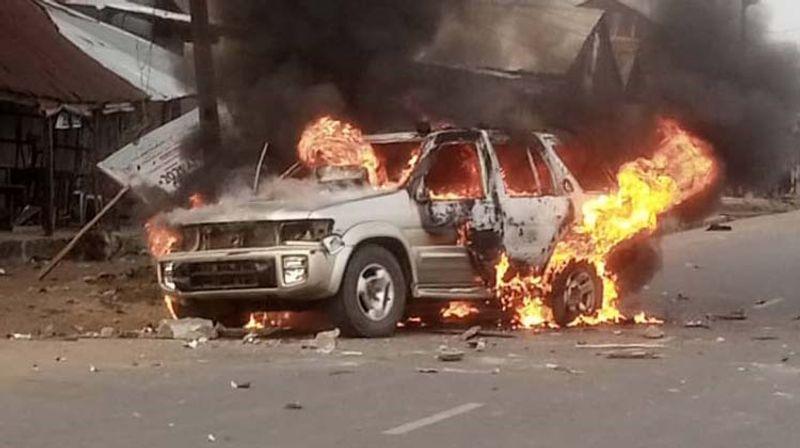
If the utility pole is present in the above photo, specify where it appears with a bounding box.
[189,0,221,163]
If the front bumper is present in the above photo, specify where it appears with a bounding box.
[156,243,352,301]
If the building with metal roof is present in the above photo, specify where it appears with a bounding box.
[42,0,194,101]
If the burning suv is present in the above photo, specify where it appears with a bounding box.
[156,123,613,337]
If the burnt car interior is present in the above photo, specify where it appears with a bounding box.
[423,141,485,200]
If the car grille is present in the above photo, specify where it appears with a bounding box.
[180,222,278,251]
[172,259,277,292]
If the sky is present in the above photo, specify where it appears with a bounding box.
[763,0,800,42]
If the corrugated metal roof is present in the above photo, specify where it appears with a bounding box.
[418,0,604,76]
[0,0,146,106]
[43,0,194,101]
[61,0,191,23]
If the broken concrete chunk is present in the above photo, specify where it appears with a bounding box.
[467,338,487,351]
[545,363,583,374]
[230,381,251,389]
[157,318,218,340]
[437,347,465,362]
[684,319,711,329]
[284,402,303,410]
[707,309,747,321]
[99,327,116,338]
[0,268,7,276]
[753,298,784,309]
[706,223,732,231]
[605,349,662,360]
[302,328,340,354]
[643,326,665,339]
[460,325,481,341]
[8,333,32,340]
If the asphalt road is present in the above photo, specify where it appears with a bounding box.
[1,211,799,448]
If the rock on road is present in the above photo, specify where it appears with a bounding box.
[1,211,799,448]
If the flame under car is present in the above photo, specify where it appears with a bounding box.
[156,128,627,336]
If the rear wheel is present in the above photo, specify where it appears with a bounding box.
[549,261,603,327]
[328,245,407,337]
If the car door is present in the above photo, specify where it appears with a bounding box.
[491,136,571,269]
[408,132,498,287]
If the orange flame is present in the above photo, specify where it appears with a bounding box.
[145,193,207,258]
[244,311,292,330]
[298,116,387,186]
[497,119,716,328]
[440,301,479,319]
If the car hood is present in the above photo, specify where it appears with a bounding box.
[166,185,397,226]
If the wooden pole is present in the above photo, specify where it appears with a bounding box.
[38,186,130,281]
[43,116,55,236]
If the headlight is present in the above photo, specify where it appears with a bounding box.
[162,262,176,291]
[282,255,308,285]
[279,220,332,243]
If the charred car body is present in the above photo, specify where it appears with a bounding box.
[157,128,616,336]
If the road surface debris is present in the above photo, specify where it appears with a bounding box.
[604,349,662,360]
[707,309,747,321]
[437,347,466,362]
[643,326,665,339]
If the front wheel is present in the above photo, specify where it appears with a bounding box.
[549,261,604,327]
[328,245,407,337]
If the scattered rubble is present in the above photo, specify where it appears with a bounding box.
[82,272,116,284]
[643,326,665,339]
[99,327,116,338]
[706,223,732,231]
[753,298,784,309]
[7,333,32,340]
[437,347,465,362]
[157,318,218,340]
[460,325,481,340]
[546,363,583,374]
[707,309,747,321]
[467,338,487,351]
[751,335,779,341]
[604,349,662,360]
[684,319,711,329]
[434,328,517,339]
[183,338,208,349]
[576,343,665,349]
[302,328,340,354]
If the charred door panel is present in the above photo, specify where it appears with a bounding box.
[501,197,570,267]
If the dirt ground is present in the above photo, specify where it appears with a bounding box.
[0,256,167,337]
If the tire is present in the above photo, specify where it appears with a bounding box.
[171,298,246,328]
[549,261,604,327]
[328,245,407,337]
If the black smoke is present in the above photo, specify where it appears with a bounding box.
[208,0,800,194]
[213,0,451,172]
[644,0,800,191]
